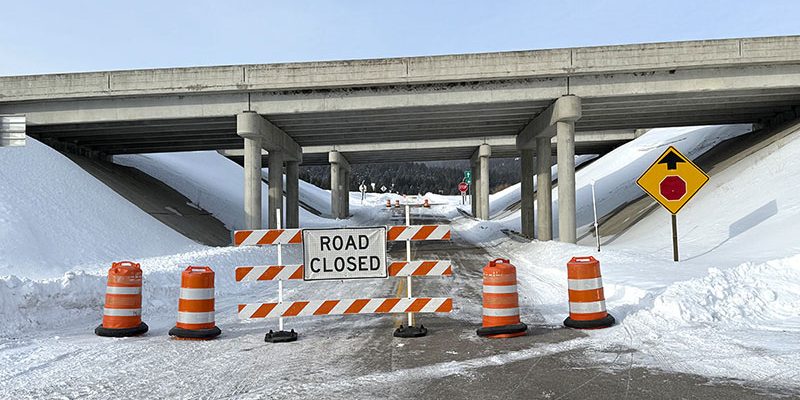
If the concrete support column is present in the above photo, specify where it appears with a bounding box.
[343,169,351,218]
[268,151,284,229]
[536,137,553,241]
[556,121,577,244]
[285,161,299,228]
[516,95,581,243]
[329,151,350,219]
[470,159,478,216]
[520,149,535,238]
[470,144,491,220]
[479,145,491,220]
[237,111,302,230]
[242,136,263,229]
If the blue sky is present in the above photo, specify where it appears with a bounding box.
[1,0,798,76]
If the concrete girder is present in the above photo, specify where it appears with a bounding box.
[516,96,582,149]
[236,112,302,162]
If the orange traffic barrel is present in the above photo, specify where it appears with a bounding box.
[394,199,400,208]
[423,199,430,208]
[169,266,221,340]
[564,256,615,329]
[476,258,527,338]
[95,261,149,337]
[386,199,392,208]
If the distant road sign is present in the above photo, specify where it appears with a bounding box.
[637,146,709,214]
[458,182,468,193]
[302,227,387,281]
[380,185,387,192]
[0,115,26,147]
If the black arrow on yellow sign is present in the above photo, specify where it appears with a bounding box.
[658,150,686,170]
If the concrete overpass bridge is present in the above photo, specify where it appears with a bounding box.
[2,35,800,242]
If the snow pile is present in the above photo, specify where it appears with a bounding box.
[594,255,800,385]
[0,139,198,279]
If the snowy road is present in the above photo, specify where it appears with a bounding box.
[1,212,797,398]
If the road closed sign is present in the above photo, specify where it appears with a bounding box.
[302,227,387,281]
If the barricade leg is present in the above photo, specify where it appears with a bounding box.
[265,210,299,343]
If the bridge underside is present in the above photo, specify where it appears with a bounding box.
[25,87,800,162]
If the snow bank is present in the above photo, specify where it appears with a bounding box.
[0,139,198,280]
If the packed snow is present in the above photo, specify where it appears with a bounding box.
[2,122,800,397]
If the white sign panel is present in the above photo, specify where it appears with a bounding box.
[0,115,26,147]
[302,227,387,281]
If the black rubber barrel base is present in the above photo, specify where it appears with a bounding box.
[564,314,615,329]
[394,324,428,338]
[169,326,222,340]
[265,329,298,343]
[476,322,528,337]
[95,322,149,337]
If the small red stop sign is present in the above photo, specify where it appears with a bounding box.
[660,176,687,201]
[458,182,468,193]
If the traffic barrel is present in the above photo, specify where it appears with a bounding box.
[564,256,615,329]
[169,266,222,340]
[423,199,430,208]
[476,258,527,338]
[95,261,149,337]
[386,200,392,208]
[395,200,400,208]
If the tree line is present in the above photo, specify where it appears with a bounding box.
[299,159,521,195]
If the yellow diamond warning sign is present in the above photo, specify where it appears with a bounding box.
[636,146,709,215]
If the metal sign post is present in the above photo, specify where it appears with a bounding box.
[637,146,709,262]
[276,209,284,333]
[591,180,600,252]
[405,203,413,328]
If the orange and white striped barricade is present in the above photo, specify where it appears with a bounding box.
[476,258,527,338]
[234,210,453,341]
[95,261,148,337]
[564,256,615,329]
[391,201,452,338]
[169,266,221,340]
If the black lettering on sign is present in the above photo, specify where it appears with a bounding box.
[310,258,321,273]
[346,235,357,250]
[359,235,369,249]
[320,236,331,251]
[334,257,345,272]
[334,236,344,250]
[347,256,357,271]
[370,256,380,270]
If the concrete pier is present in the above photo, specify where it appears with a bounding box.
[285,161,299,228]
[536,136,553,240]
[516,96,582,243]
[520,149,535,238]
[268,151,284,229]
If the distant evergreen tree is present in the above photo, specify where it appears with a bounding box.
[299,158,522,195]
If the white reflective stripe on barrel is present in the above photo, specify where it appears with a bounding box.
[567,277,604,291]
[105,286,141,295]
[569,300,607,314]
[177,311,215,324]
[103,308,141,317]
[483,284,518,294]
[179,287,215,300]
[482,307,519,317]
